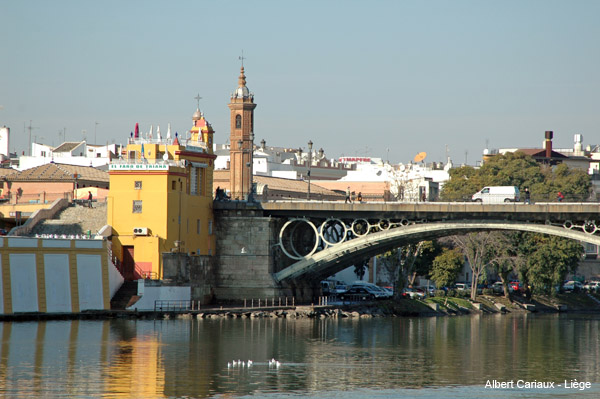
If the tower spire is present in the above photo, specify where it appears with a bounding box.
[238,66,247,88]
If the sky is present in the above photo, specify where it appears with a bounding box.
[2,0,599,165]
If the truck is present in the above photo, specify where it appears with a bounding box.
[472,186,520,204]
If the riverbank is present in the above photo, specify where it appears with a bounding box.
[1,292,599,321]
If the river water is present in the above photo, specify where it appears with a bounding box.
[1,313,599,398]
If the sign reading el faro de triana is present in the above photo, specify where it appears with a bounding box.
[109,164,169,170]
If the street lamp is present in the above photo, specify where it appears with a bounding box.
[238,139,243,200]
[307,140,313,200]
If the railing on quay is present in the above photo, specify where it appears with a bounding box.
[152,295,393,313]
[153,297,299,312]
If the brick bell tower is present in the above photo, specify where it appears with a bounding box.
[228,64,256,200]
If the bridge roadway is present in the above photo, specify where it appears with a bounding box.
[257,200,600,223]
[214,200,600,285]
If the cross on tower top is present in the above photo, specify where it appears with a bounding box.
[239,50,246,67]
[194,94,202,109]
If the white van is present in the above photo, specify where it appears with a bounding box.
[472,186,520,203]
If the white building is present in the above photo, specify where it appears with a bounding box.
[0,126,9,161]
[18,141,120,170]
[214,140,353,181]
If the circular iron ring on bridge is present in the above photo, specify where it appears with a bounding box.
[279,218,319,260]
[563,220,574,229]
[351,219,370,237]
[379,219,391,230]
[319,218,348,247]
[584,221,597,234]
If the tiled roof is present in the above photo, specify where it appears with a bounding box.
[6,163,109,182]
[53,141,85,153]
[515,149,567,158]
[0,168,17,178]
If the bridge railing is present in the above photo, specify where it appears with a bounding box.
[263,193,600,204]
[437,193,600,203]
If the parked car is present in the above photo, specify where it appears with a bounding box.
[417,286,436,296]
[347,282,393,299]
[492,282,505,294]
[334,283,348,294]
[402,288,425,299]
[509,280,521,293]
[584,281,600,292]
[455,283,468,291]
[562,280,584,292]
[340,285,389,301]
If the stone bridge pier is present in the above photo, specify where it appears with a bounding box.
[213,205,321,302]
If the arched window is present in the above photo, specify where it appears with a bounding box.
[235,115,242,129]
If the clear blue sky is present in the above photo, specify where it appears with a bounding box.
[2,0,599,165]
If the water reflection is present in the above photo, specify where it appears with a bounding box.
[0,314,598,398]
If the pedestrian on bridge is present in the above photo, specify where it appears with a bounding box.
[345,187,352,203]
[557,191,564,202]
[524,188,531,204]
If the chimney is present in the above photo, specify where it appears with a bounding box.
[545,131,553,159]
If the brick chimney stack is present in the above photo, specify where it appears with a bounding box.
[545,131,553,159]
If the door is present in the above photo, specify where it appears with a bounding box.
[122,246,136,281]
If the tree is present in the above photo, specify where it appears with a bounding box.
[377,241,441,299]
[450,232,496,300]
[377,249,404,299]
[486,232,523,297]
[440,152,590,298]
[518,234,583,295]
[430,248,463,290]
[353,259,368,280]
[440,151,591,202]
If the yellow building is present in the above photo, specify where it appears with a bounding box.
[107,109,216,280]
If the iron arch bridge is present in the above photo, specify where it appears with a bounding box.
[259,201,600,283]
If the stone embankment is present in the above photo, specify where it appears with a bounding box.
[28,202,108,236]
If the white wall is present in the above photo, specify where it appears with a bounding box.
[44,254,72,312]
[9,254,38,312]
[127,283,191,311]
[77,254,104,311]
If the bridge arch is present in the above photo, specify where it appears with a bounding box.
[274,221,600,283]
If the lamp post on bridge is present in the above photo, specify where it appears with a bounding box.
[307,140,313,200]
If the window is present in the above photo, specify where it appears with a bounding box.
[198,168,203,195]
[235,114,242,129]
[132,200,142,213]
[172,181,176,190]
[134,181,142,190]
[208,220,213,235]
[190,168,198,195]
[197,219,201,234]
